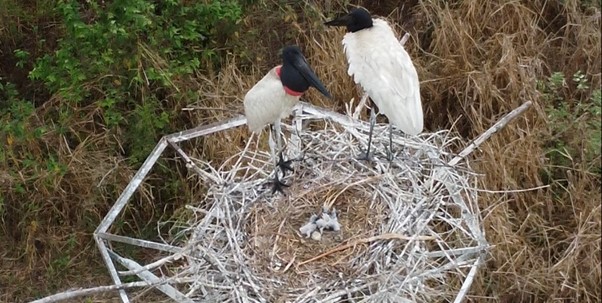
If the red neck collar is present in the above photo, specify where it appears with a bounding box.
[275,65,304,97]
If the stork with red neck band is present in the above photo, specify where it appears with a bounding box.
[275,66,305,97]
[244,45,332,194]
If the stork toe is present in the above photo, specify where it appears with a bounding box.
[277,152,295,176]
[268,173,290,195]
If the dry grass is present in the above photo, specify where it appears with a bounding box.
[180,0,601,302]
[2,0,600,301]
[157,107,487,302]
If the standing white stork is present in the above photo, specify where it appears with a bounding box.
[244,45,331,193]
[325,7,423,160]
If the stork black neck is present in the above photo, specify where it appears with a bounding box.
[276,66,304,96]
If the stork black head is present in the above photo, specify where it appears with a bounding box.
[280,45,332,99]
[324,7,373,32]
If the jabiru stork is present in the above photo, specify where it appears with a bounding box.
[244,45,332,193]
[325,7,423,161]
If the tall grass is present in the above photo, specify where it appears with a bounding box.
[1,0,600,301]
[200,0,601,301]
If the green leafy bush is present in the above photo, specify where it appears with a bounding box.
[29,0,244,163]
[539,70,601,182]
[1,1,248,295]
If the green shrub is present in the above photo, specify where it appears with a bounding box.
[539,70,601,184]
[1,1,249,294]
[29,0,244,163]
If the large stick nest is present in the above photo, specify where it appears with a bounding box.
[170,104,488,302]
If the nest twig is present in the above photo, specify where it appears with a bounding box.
[161,100,512,302]
[38,100,530,303]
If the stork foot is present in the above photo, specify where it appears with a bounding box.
[277,152,295,176]
[386,147,395,162]
[268,173,290,195]
[357,149,374,162]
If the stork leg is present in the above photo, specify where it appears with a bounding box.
[274,119,283,155]
[269,169,290,195]
[387,123,395,162]
[273,120,294,176]
[266,120,291,195]
[358,106,376,162]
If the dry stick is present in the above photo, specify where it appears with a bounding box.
[297,233,435,266]
[320,280,383,303]
[298,103,533,268]
[29,282,148,303]
[29,279,192,303]
[427,101,535,205]
[271,218,287,261]
[447,101,533,167]
[437,101,533,303]
[325,175,382,209]
[118,248,187,276]
[111,252,193,303]
[299,106,527,251]
[167,139,221,184]
[453,256,483,303]
[282,253,297,273]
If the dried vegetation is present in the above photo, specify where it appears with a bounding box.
[168,105,487,302]
[1,0,600,302]
[192,1,602,299]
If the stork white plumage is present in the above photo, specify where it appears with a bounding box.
[325,7,423,160]
[244,45,331,193]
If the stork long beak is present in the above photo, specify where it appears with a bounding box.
[324,14,352,27]
[292,53,332,99]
